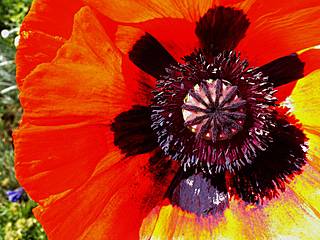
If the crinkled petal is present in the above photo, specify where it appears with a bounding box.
[116,20,198,61]
[137,18,199,60]
[85,0,214,23]
[289,164,320,219]
[14,123,114,202]
[237,6,320,66]
[32,153,178,239]
[236,0,320,22]
[15,7,168,239]
[16,0,83,86]
[139,201,252,239]
[19,7,147,126]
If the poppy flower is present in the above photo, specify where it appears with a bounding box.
[14,0,320,239]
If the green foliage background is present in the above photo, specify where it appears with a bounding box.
[0,0,47,239]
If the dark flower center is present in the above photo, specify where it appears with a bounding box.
[112,6,307,213]
[151,50,278,173]
[182,79,246,142]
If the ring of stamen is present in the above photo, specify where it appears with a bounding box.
[151,50,277,173]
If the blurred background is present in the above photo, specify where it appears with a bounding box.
[0,0,47,239]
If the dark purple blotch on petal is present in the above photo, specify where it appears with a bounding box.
[148,148,176,182]
[257,53,305,87]
[195,6,250,54]
[230,117,307,204]
[111,105,158,156]
[129,33,177,79]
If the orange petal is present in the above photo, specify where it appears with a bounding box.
[237,6,320,66]
[14,123,114,202]
[116,26,145,54]
[16,0,83,86]
[80,160,178,239]
[85,0,214,22]
[115,23,198,97]
[33,154,147,239]
[237,0,320,22]
[19,7,146,126]
[121,55,156,105]
[31,153,178,239]
[84,0,247,23]
[115,26,156,103]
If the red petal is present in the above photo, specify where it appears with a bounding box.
[237,0,320,23]
[31,153,178,239]
[275,82,298,103]
[115,25,156,101]
[14,124,113,202]
[116,26,145,54]
[298,47,320,75]
[115,23,197,100]
[136,18,199,60]
[19,7,147,126]
[237,5,320,66]
[15,7,180,239]
[121,55,156,105]
[16,0,83,86]
[85,0,213,23]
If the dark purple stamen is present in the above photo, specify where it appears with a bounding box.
[151,50,277,173]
